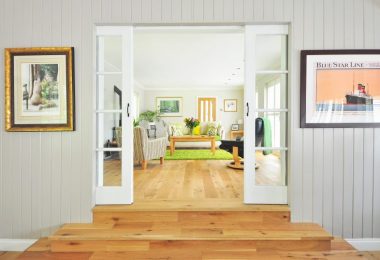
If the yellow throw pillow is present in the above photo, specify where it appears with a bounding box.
[192,125,201,135]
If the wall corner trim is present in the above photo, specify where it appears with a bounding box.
[0,239,37,251]
[346,238,380,251]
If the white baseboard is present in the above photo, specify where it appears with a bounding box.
[346,238,380,251]
[0,239,37,251]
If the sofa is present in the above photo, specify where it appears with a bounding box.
[167,121,225,148]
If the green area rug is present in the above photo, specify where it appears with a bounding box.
[163,149,233,160]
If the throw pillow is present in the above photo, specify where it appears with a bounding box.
[192,125,201,135]
[207,126,217,136]
[170,125,183,136]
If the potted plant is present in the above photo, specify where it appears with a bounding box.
[138,110,161,126]
[184,117,200,135]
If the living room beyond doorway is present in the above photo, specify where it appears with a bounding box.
[99,26,286,203]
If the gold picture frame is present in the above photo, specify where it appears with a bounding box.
[224,99,237,112]
[5,47,75,131]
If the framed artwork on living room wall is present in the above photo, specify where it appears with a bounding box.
[224,99,237,112]
[5,47,75,132]
[156,97,183,117]
[301,49,380,128]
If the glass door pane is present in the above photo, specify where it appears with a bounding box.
[244,25,288,204]
[95,27,134,205]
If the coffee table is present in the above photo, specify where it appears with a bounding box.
[169,135,216,155]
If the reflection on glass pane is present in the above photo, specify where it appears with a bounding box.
[255,150,286,186]
[97,36,122,72]
[255,74,287,109]
[97,113,122,148]
[255,35,287,71]
[97,74,123,110]
[255,112,287,148]
[98,152,122,187]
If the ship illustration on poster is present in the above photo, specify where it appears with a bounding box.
[344,83,373,111]
[316,70,377,112]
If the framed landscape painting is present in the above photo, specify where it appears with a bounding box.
[301,49,380,128]
[156,97,183,117]
[5,47,75,131]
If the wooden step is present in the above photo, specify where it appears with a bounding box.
[93,200,291,225]
[49,222,332,253]
[20,237,363,259]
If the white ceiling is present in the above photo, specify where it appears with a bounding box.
[134,29,244,90]
[111,28,285,90]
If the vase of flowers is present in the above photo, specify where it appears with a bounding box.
[184,117,200,135]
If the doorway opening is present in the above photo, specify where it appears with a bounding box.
[95,25,289,205]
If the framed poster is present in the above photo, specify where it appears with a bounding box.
[301,49,380,128]
[156,97,183,117]
[5,47,75,131]
[224,99,237,112]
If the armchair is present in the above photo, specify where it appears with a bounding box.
[134,127,167,169]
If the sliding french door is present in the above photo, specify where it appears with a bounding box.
[95,26,134,204]
[244,25,289,204]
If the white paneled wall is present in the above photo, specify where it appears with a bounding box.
[0,0,379,239]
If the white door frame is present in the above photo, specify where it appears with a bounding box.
[244,25,289,204]
[93,24,290,205]
[94,26,134,204]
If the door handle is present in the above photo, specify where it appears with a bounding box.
[246,102,249,117]
[127,103,130,117]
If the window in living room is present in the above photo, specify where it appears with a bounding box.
[198,97,216,122]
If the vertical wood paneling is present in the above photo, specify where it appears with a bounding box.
[172,0,182,21]
[362,129,374,237]
[301,0,314,223]
[162,0,172,21]
[363,0,374,48]
[323,129,334,233]
[353,129,364,238]
[243,0,254,21]
[311,0,324,227]
[263,0,274,20]
[151,0,162,21]
[1,0,380,240]
[223,0,234,21]
[141,0,152,22]
[273,0,283,21]
[302,129,313,221]
[213,0,224,20]
[332,129,344,236]
[181,0,193,21]
[253,0,263,20]
[204,0,214,20]
[193,0,204,21]
[110,0,122,21]
[81,0,94,223]
[289,0,304,223]
[131,0,142,22]
[70,0,83,224]
[373,1,380,238]
[121,0,132,22]
[343,129,354,238]
[283,0,293,21]
[233,0,244,21]
[312,129,323,225]
[374,129,380,237]
[61,0,73,227]
[101,0,112,22]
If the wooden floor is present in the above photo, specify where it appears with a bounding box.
[104,152,282,199]
[13,237,380,259]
